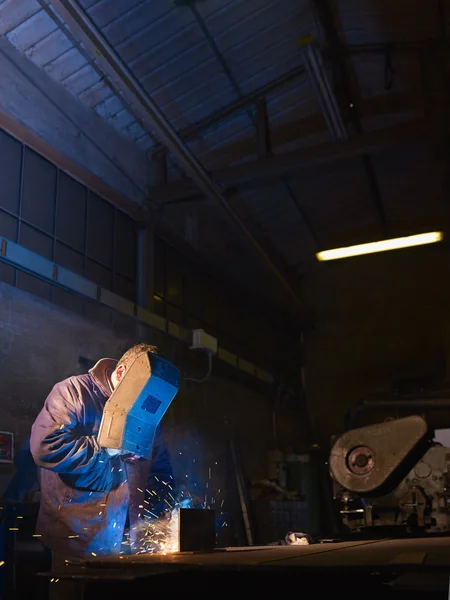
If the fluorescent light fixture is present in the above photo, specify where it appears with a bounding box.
[316,231,444,262]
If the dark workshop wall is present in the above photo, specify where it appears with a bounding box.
[302,239,450,447]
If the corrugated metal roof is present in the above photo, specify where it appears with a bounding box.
[1,0,447,292]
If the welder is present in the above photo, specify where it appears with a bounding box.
[30,343,176,572]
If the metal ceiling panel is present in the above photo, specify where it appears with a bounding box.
[94,94,124,119]
[129,28,207,82]
[5,8,56,51]
[2,0,444,288]
[86,0,157,30]
[43,46,87,79]
[115,10,198,65]
[23,26,73,67]
[78,79,114,107]
[61,63,102,94]
[159,73,236,120]
[99,0,176,46]
[213,0,303,55]
[77,0,100,9]
[199,0,275,31]
[337,0,440,45]
[0,0,41,35]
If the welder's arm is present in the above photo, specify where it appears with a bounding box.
[30,381,110,474]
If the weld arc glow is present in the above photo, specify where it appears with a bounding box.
[316,232,444,262]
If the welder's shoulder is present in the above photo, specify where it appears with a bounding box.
[50,374,90,401]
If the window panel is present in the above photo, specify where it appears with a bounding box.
[217,292,240,339]
[21,148,56,235]
[19,223,53,260]
[167,303,182,325]
[166,245,182,307]
[55,242,84,275]
[152,295,165,316]
[154,237,165,299]
[87,193,113,267]
[86,258,112,289]
[0,211,18,242]
[114,273,136,302]
[115,210,136,279]
[56,172,87,252]
[0,130,22,215]
[184,265,201,317]
[184,314,201,331]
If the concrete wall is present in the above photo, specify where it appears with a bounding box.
[302,240,450,446]
[0,280,306,544]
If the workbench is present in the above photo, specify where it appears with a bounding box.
[46,536,450,599]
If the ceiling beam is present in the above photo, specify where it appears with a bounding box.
[149,117,450,202]
[41,0,306,316]
[310,0,387,231]
[164,41,450,148]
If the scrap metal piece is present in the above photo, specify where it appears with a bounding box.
[98,352,180,459]
[179,508,216,552]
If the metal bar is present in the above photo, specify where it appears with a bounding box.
[44,0,305,314]
[51,167,60,303]
[14,143,25,287]
[256,97,272,158]
[136,224,148,308]
[111,207,117,294]
[155,153,168,185]
[299,41,347,140]
[178,68,305,144]
[229,438,254,546]
[189,4,247,107]
[157,40,450,149]
[150,117,448,201]
[189,4,316,246]
[83,189,89,277]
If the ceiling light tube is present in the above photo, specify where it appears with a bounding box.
[316,231,444,262]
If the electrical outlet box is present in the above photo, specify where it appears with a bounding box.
[190,329,218,354]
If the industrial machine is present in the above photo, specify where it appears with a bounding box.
[329,415,450,533]
[98,351,180,459]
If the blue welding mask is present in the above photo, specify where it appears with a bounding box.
[97,352,180,459]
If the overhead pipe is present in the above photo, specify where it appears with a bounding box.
[298,38,347,141]
[346,397,450,430]
[40,0,305,315]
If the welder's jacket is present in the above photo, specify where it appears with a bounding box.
[30,358,172,558]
